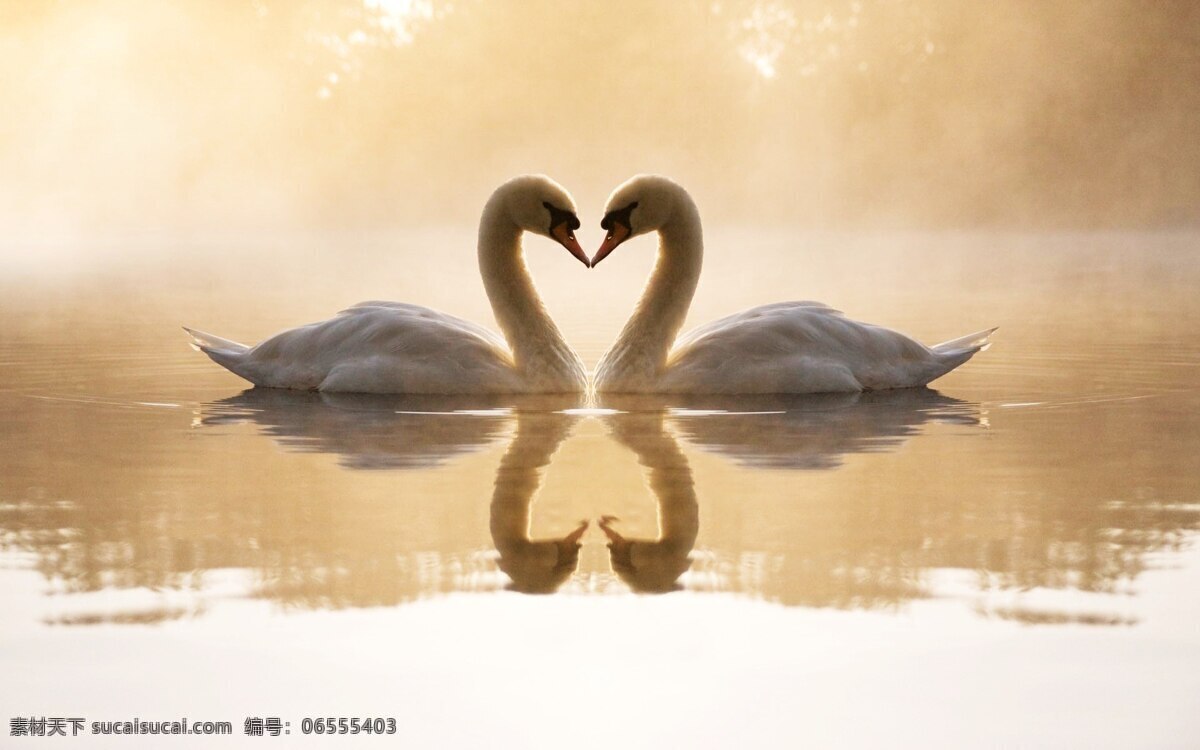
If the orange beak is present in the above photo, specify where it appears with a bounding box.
[552,224,590,267]
[590,224,630,268]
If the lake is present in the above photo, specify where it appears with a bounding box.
[1,228,1198,748]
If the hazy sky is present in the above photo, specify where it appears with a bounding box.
[1,0,1197,236]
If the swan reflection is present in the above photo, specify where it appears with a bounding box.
[9,383,1193,625]
[204,390,592,594]
[197,388,980,597]
[597,407,699,593]
[202,389,575,470]
[618,388,978,470]
[591,389,978,594]
[488,408,586,594]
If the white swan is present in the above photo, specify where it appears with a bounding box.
[186,175,590,394]
[590,175,995,394]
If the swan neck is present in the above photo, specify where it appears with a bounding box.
[609,201,704,372]
[478,200,580,382]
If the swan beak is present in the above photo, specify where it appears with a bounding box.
[553,225,591,267]
[591,225,630,267]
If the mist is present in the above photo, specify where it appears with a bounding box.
[2,0,1198,241]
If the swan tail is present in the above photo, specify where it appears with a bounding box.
[932,326,997,355]
[183,326,253,375]
[183,326,248,353]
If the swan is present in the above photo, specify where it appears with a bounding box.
[185,175,590,394]
[590,175,995,394]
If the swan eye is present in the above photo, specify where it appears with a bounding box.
[542,201,579,235]
[601,201,638,233]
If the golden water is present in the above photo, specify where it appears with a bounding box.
[2,229,1199,747]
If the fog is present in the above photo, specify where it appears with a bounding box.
[2,0,1198,241]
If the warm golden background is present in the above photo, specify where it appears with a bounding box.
[3,0,1198,240]
[3,7,1200,746]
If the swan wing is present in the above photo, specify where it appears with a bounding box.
[341,301,511,353]
[665,302,989,394]
[672,300,842,351]
[190,304,523,394]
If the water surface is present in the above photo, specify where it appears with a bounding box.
[2,230,1198,747]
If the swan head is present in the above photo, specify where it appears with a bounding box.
[496,174,588,267]
[591,174,683,267]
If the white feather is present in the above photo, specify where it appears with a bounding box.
[594,175,994,394]
[186,176,587,394]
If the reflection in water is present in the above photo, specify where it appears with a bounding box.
[594,390,974,593]
[488,409,586,594]
[201,388,985,598]
[662,387,1199,621]
[202,389,521,470]
[207,391,596,593]
[597,408,699,594]
[664,389,977,470]
[2,377,1197,625]
[196,388,988,600]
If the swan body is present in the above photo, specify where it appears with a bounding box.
[185,302,523,393]
[591,175,994,394]
[187,175,589,394]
